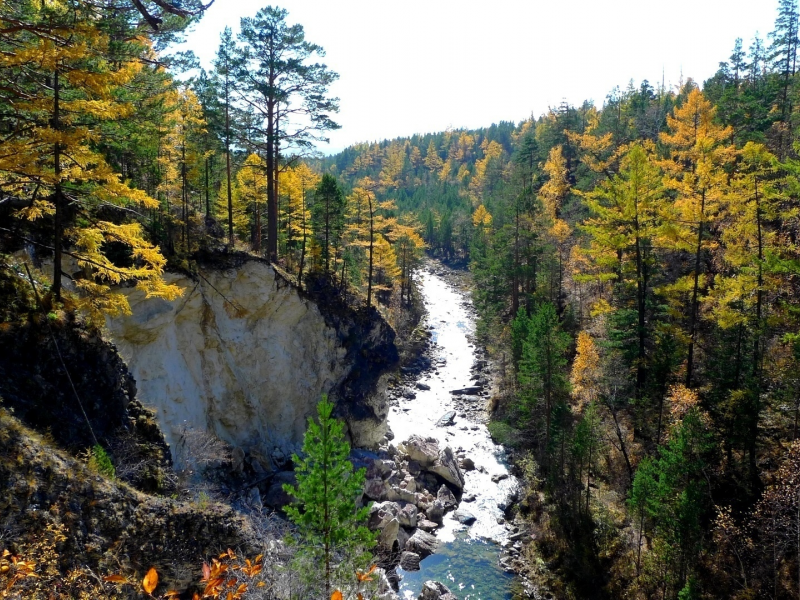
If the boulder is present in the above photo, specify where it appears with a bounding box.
[401,475,417,493]
[364,478,387,501]
[426,499,445,524]
[462,493,476,502]
[416,382,431,391]
[435,411,456,427]
[453,510,476,525]
[378,517,401,552]
[437,484,457,509]
[369,501,401,528]
[417,519,439,532]
[449,386,482,395]
[399,551,421,571]
[399,435,440,466]
[418,580,457,600]
[459,457,475,471]
[263,471,296,509]
[406,529,439,558]
[491,472,509,483]
[386,486,416,504]
[398,504,418,528]
[429,446,465,490]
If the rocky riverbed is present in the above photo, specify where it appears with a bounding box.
[371,261,526,599]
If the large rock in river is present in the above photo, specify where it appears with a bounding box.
[418,580,457,600]
[398,435,465,490]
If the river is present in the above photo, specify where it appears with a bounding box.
[388,263,519,600]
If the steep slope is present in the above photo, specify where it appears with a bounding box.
[105,253,398,469]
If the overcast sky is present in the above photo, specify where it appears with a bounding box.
[182,0,778,154]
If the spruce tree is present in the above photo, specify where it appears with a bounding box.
[283,397,375,598]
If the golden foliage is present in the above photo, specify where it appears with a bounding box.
[472,204,492,228]
[539,145,569,220]
[142,567,158,595]
[570,331,601,411]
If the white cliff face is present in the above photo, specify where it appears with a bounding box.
[105,259,391,468]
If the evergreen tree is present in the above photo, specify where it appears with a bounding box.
[235,6,339,260]
[283,398,376,598]
[312,173,346,274]
[518,302,571,459]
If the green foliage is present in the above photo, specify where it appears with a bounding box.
[283,397,376,596]
[88,444,115,479]
[312,174,347,273]
[517,303,571,434]
[628,408,715,596]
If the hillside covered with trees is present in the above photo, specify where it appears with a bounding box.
[3,0,800,598]
[323,1,800,598]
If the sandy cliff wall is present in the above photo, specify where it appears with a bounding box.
[105,255,397,469]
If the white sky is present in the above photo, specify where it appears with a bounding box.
[182,0,778,154]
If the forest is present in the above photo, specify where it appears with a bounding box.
[323,2,800,598]
[0,0,425,328]
[1,0,800,599]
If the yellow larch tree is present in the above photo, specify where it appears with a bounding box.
[157,86,206,254]
[658,88,736,386]
[468,140,504,205]
[379,142,405,189]
[539,145,570,221]
[234,154,268,251]
[539,145,573,306]
[386,216,426,306]
[0,1,181,317]
[424,140,444,173]
[281,163,321,284]
[571,331,601,412]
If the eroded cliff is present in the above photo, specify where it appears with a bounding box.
[105,254,398,469]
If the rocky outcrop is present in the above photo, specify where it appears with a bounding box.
[0,317,172,493]
[418,580,457,600]
[104,254,398,468]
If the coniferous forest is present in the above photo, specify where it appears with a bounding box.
[1,0,800,599]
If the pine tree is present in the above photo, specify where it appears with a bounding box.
[235,6,339,261]
[580,143,665,398]
[283,398,376,598]
[518,302,571,459]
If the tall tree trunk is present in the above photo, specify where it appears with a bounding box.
[512,200,520,314]
[52,68,63,301]
[181,143,187,251]
[205,155,210,216]
[225,74,233,247]
[274,108,281,258]
[265,64,277,260]
[367,193,374,308]
[750,176,764,482]
[685,190,706,388]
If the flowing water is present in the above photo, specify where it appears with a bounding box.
[388,264,519,600]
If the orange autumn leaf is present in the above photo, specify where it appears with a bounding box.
[142,567,158,594]
[102,574,127,584]
[331,590,343,600]
[357,564,377,582]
